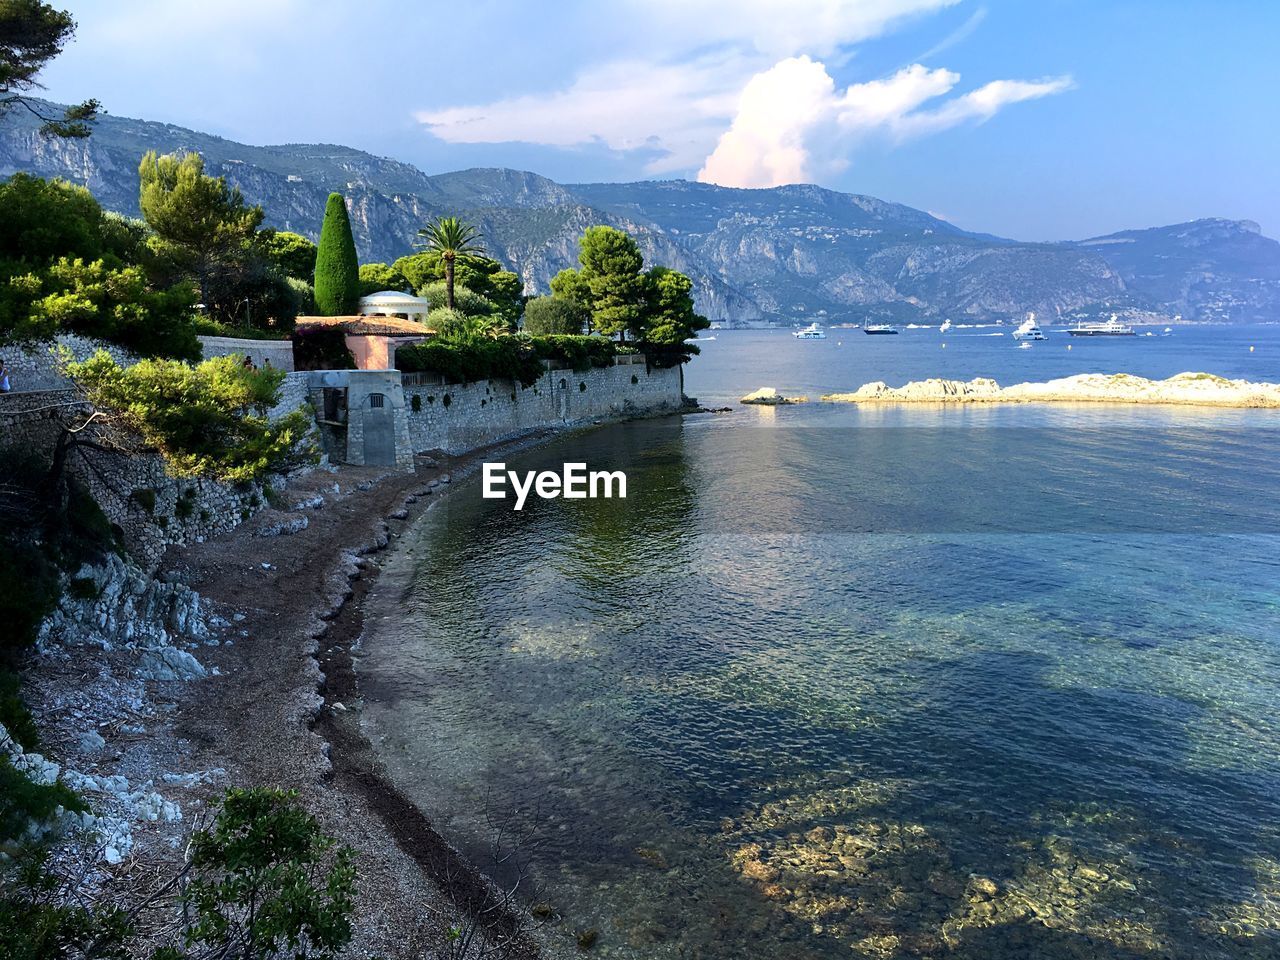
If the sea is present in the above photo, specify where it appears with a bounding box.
[358,323,1280,959]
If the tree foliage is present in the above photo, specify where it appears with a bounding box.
[65,351,315,483]
[0,174,200,356]
[259,229,316,283]
[394,250,523,329]
[522,295,586,335]
[0,0,99,137]
[575,226,649,339]
[642,265,710,363]
[414,216,484,311]
[313,193,359,316]
[356,261,408,297]
[547,226,707,361]
[138,151,263,307]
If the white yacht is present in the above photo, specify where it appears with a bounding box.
[939,319,953,333]
[792,322,827,340]
[1011,313,1047,341]
[1068,314,1135,337]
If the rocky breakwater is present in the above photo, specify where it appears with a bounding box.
[823,372,1280,408]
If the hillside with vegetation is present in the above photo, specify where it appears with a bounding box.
[6,101,1280,323]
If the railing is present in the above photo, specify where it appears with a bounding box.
[401,371,447,387]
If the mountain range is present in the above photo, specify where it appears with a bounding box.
[3,100,1278,325]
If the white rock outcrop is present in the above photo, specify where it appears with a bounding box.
[823,372,1280,408]
[740,387,809,405]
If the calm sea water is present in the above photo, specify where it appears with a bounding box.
[359,325,1280,959]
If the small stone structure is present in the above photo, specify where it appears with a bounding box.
[197,335,294,371]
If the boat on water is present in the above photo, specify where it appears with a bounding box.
[863,323,899,335]
[1068,314,1136,337]
[939,320,953,333]
[792,323,827,340]
[1011,313,1047,341]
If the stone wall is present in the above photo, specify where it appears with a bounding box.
[197,335,295,372]
[2,335,136,392]
[0,389,85,457]
[403,356,683,455]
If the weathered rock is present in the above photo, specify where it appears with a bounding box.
[823,372,1280,408]
[740,387,808,405]
[257,513,310,537]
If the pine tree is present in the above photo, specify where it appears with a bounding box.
[313,193,359,315]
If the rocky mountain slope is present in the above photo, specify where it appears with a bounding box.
[3,101,1276,323]
[1068,219,1280,323]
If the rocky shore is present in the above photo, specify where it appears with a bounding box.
[21,436,562,958]
[822,372,1280,408]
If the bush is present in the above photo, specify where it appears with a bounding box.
[174,788,355,960]
[66,352,317,484]
[191,317,292,341]
[396,338,543,388]
[418,281,497,319]
[523,296,586,336]
[527,334,616,371]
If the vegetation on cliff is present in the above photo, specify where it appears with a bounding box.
[65,351,317,483]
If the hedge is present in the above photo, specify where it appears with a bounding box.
[395,335,619,387]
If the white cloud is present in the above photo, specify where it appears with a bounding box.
[418,0,959,173]
[418,53,748,174]
[417,0,1071,183]
[698,58,1072,187]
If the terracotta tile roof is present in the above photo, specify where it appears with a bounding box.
[294,315,435,336]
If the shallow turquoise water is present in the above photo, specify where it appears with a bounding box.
[360,329,1280,959]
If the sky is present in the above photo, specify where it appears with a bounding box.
[37,0,1280,241]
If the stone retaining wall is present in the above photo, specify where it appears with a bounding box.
[403,358,683,455]
[197,335,295,372]
[2,335,136,392]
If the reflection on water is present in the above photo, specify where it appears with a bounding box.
[359,409,1280,959]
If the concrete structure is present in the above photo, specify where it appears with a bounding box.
[357,291,430,324]
[294,316,432,371]
[197,335,294,371]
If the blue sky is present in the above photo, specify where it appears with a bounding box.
[38,0,1279,241]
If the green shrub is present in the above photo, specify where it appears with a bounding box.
[396,338,543,388]
[418,281,496,319]
[130,488,157,514]
[527,334,616,371]
[176,788,355,960]
[191,317,292,341]
[523,296,587,335]
[67,352,317,484]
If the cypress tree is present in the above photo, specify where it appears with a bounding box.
[313,193,359,315]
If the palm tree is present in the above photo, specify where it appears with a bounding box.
[416,216,484,310]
